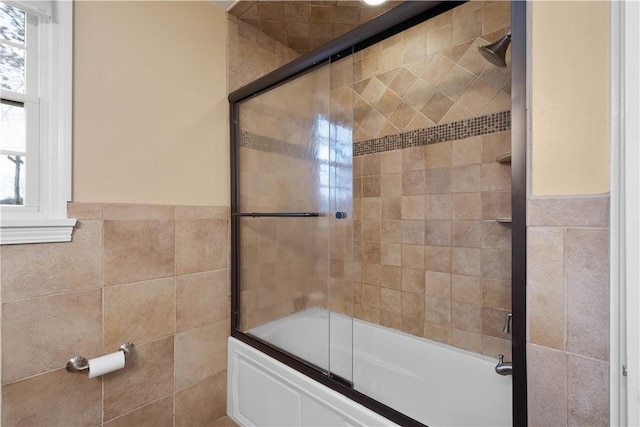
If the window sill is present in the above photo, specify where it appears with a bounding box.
[0,218,77,245]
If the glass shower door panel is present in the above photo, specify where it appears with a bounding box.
[237,61,332,372]
[328,54,354,383]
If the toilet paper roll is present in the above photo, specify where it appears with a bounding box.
[88,351,125,378]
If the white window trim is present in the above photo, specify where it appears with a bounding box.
[0,0,76,244]
[610,0,640,425]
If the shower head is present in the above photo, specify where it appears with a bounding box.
[478,32,511,68]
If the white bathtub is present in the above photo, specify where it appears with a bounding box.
[228,309,512,426]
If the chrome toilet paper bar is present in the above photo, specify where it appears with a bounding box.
[66,342,135,374]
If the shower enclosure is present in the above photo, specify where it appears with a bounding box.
[232,53,356,384]
[229,1,527,425]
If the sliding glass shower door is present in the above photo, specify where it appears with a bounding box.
[234,56,354,383]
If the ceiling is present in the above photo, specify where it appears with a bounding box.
[229,1,404,55]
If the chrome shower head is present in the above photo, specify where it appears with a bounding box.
[478,32,511,68]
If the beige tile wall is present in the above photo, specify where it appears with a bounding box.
[353,130,512,358]
[352,1,511,142]
[228,14,301,93]
[233,34,354,330]
[0,203,233,427]
[229,1,402,55]
[526,195,610,426]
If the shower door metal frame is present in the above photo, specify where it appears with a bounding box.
[229,1,528,425]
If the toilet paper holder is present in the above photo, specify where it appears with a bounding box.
[66,342,135,373]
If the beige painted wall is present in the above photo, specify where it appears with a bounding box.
[73,1,229,206]
[531,1,610,195]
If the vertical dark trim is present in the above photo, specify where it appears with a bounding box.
[511,1,528,425]
[230,101,240,335]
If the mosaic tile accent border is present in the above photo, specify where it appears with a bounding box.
[239,110,511,159]
[353,110,511,156]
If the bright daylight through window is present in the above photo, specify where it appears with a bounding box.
[1,3,31,206]
[0,1,75,244]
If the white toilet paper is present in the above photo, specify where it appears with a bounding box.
[88,350,125,378]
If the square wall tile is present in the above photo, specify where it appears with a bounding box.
[175,319,228,390]
[452,274,481,304]
[482,278,511,311]
[403,170,427,196]
[451,136,481,166]
[176,219,228,275]
[425,194,452,220]
[176,372,227,427]
[482,191,511,220]
[104,277,175,350]
[425,296,451,325]
[381,150,402,174]
[103,337,174,420]
[2,368,101,427]
[425,271,451,299]
[452,192,482,220]
[381,265,402,290]
[401,267,424,294]
[425,220,451,246]
[527,344,567,427]
[402,220,425,245]
[1,220,102,301]
[402,146,426,172]
[566,228,609,360]
[401,196,425,220]
[425,141,452,169]
[451,164,482,193]
[481,249,511,280]
[451,220,481,248]
[567,355,609,426]
[451,247,481,276]
[425,168,452,194]
[177,270,229,333]
[380,287,401,313]
[527,227,564,350]
[2,289,102,384]
[104,219,175,286]
[424,245,451,273]
[451,301,482,333]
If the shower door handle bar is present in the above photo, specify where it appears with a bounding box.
[233,212,321,218]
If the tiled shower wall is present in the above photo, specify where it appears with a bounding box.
[353,130,512,358]
[0,203,230,427]
[352,1,511,143]
[237,55,354,330]
[227,14,301,93]
[351,0,513,358]
[526,195,610,426]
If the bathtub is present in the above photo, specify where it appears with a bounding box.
[228,309,512,426]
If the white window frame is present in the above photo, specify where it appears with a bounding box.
[611,0,640,425]
[0,0,76,244]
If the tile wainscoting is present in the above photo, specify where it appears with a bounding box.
[526,195,610,426]
[0,203,234,427]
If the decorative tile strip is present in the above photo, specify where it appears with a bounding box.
[353,110,511,156]
[239,110,511,159]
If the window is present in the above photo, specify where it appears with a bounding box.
[0,0,75,244]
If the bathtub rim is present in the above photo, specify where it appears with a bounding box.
[231,329,426,427]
